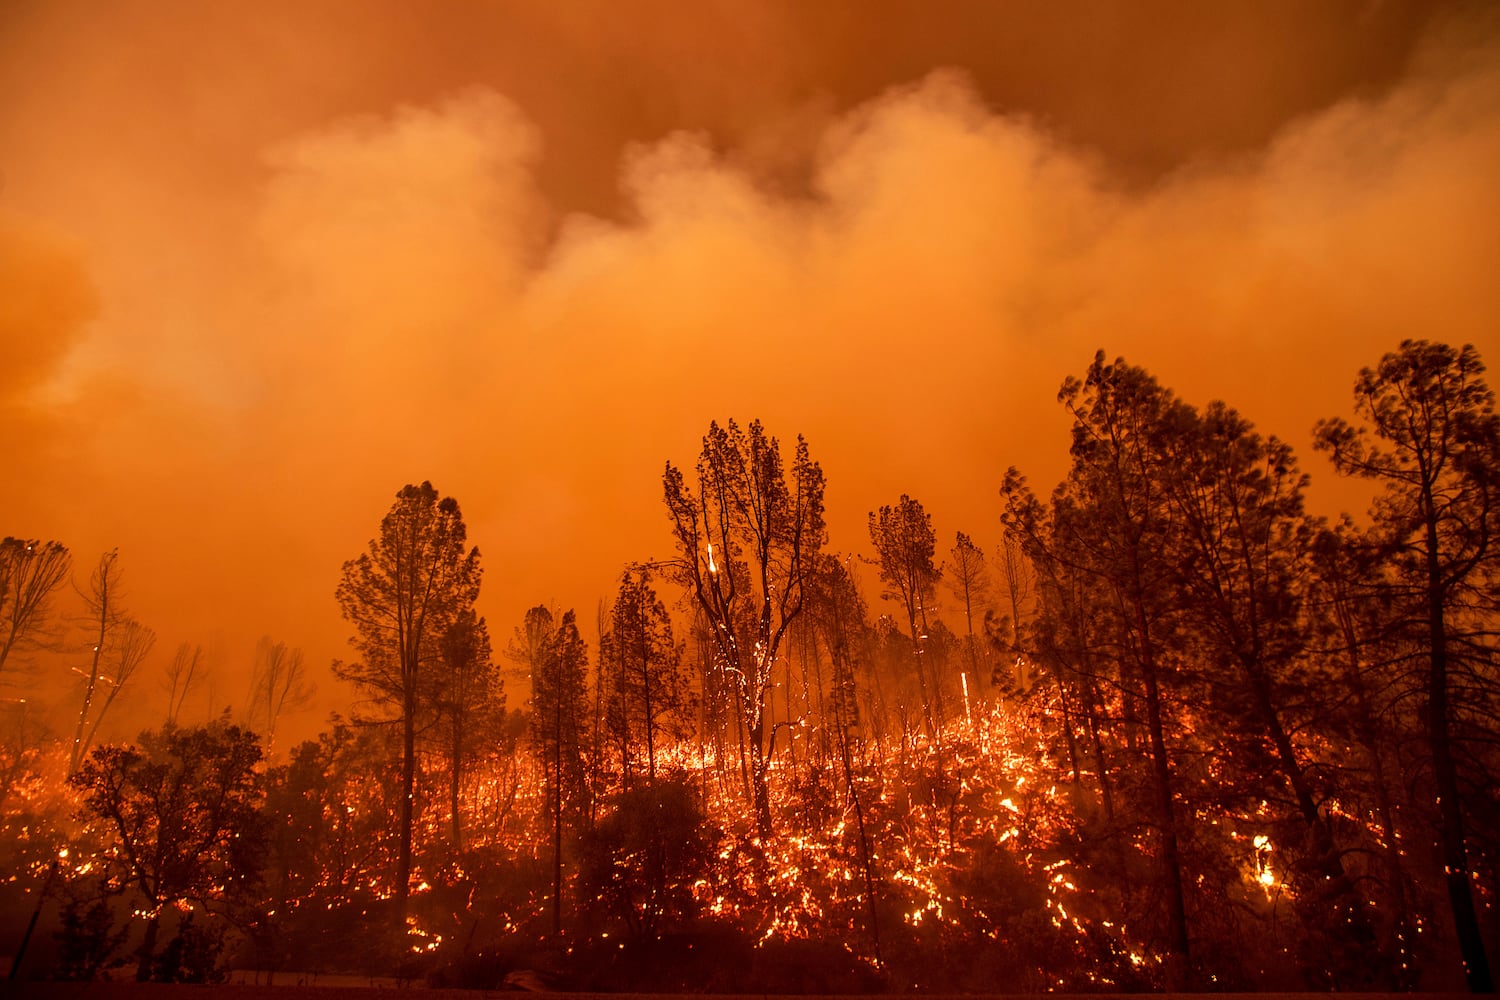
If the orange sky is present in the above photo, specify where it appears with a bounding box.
[3,1,1498,742]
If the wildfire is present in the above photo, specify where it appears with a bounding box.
[11,643,1391,991]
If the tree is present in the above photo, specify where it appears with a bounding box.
[70,551,153,774]
[70,720,265,981]
[255,738,329,981]
[1003,353,1195,982]
[246,637,313,755]
[869,495,944,737]
[250,721,406,975]
[514,605,589,935]
[334,481,481,922]
[804,551,882,963]
[996,529,1035,652]
[1315,340,1499,992]
[161,644,202,726]
[1311,518,1424,985]
[947,531,990,716]
[1163,399,1383,982]
[987,528,1038,698]
[251,722,409,978]
[1001,472,1116,797]
[580,779,711,943]
[602,569,690,788]
[81,620,153,757]
[0,537,71,679]
[662,418,826,836]
[70,550,118,773]
[435,610,499,852]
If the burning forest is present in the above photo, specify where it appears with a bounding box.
[3,3,1500,991]
[2,341,1497,991]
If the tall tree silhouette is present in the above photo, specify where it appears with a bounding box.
[515,606,589,935]
[71,551,152,774]
[1316,340,1498,992]
[335,481,481,923]
[162,644,203,727]
[869,496,943,737]
[946,532,990,715]
[1001,474,1116,801]
[436,610,499,853]
[1004,353,1194,983]
[602,569,689,788]
[805,551,882,964]
[247,638,313,755]
[1162,399,1381,981]
[0,538,71,679]
[662,418,826,836]
[1312,518,1422,985]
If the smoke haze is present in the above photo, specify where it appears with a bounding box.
[2,1,1497,741]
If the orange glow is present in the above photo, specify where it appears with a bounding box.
[0,2,1495,757]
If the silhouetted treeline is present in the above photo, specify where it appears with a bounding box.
[1,339,1495,991]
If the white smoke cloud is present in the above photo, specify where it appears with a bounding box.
[3,14,1497,742]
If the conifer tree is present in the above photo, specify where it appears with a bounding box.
[1316,340,1499,992]
[335,481,480,922]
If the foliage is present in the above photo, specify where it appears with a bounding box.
[580,779,712,940]
[53,889,127,981]
[68,720,265,980]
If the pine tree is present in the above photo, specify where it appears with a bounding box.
[869,496,944,737]
[516,606,589,934]
[1316,340,1499,992]
[602,569,689,788]
[334,481,481,922]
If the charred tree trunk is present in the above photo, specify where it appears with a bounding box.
[1426,516,1492,993]
[1130,589,1191,983]
[396,692,416,923]
[135,910,161,982]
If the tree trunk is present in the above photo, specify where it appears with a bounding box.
[748,712,773,837]
[907,612,937,741]
[1082,683,1116,825]
[641,630,656,785]
[1053,673,1082,784]
[1141,667,1190,985]
[1426,518,1493,992]
[450,722,464,853]
[960,580,981,703]
[1337,607,1417,986]
[69,619,108,775]
[1131,590,1191,983]
[1244,663,1348,881]
[552,697,564,935]
[396,696,415,924]
[839,712,881,966]
[135,910,161,981]
[617,637,632,791]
